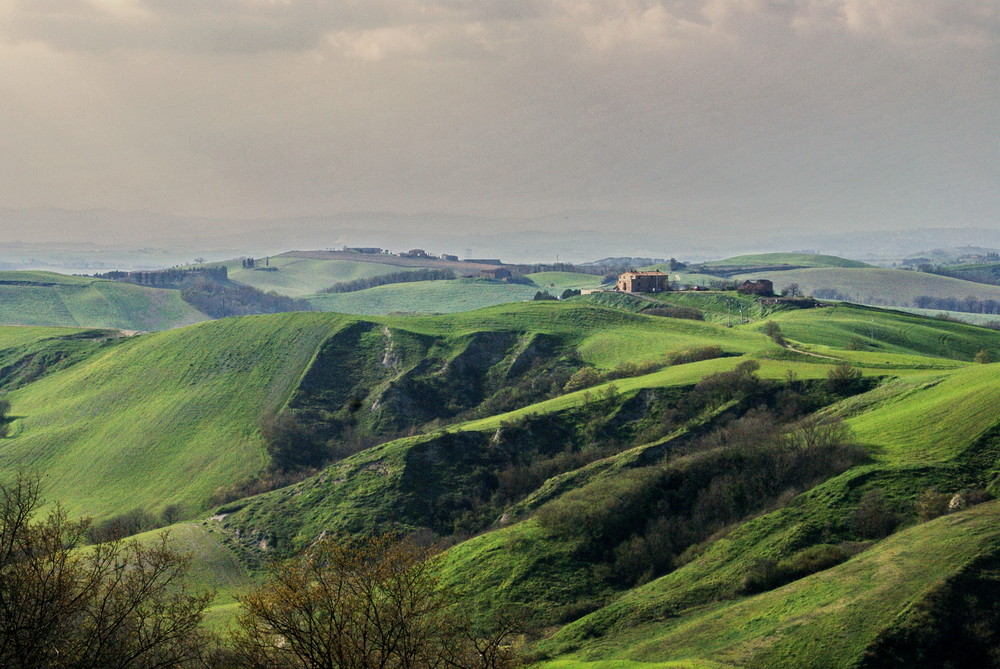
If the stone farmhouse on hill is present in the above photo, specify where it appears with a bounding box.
[479,267,513,280]
[616,270,669,293]
[737,279,775,296]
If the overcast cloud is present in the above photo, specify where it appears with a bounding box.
[0,0,996,240]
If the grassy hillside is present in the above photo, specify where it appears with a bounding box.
[306,278,539,315]
[544,502,1000,668]
[0,313,349,520]
[704,253,872,269]
[223,255,424,297]
[6,290,1000,665]
[730,267,1000,308]
[126,521,252,630]
[528,272,606,292]
[936,261,1000,286]
[0,271,208,330]
[0,302,760,521]
[769,303,1000,362]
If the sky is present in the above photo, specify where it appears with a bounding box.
[0,0,997,246]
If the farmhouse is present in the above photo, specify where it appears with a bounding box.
[399,248,430,258]
[344,247,384,254]
[441,254,459,262]
[616,270,668,293]
[737,279,775,296]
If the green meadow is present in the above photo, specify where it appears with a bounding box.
[0,271,208,330]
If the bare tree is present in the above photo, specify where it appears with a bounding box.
[0,473,212,669]
[232,534,519,669]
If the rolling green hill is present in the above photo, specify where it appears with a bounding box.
[222,255,425,297]
[936,261,1000,287]
[704,253,872,269]
[5,288,1000,666]
[0,313,348,520]
[305,278,540,314]
[528,272,607,293]
[730,267,1000,308]
[543,501,1000,668]
[0,271,209,330]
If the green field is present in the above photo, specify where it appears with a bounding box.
[730,267,1000,307]
[306,278,539,314]
[703,253,872,269]
[0,313,349,519]
[222,255,424,297]
[0,271,208,330]
[528,272,607,292]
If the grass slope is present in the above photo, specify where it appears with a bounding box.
[0,313,350,520]
[306,279,539,315]
[703,253,871,269]
[730,267,1000,308]
[548,502,1000,668]
[528,272,606,292]
[0,271,208,330]
[769,303,1000,362]
[223,256,423,297]
[127,521,252,631]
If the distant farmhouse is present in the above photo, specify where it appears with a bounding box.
[479,267,513,280]
[440,254,459,262]
[344,246,385,254]
[616,270,669,293]
[399,248,430,258]
[737,279,775,296]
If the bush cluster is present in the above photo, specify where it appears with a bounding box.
[180,277,311,318]
[321,268,456,293]
[536,408,866,587]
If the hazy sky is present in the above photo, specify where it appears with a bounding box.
[0,1,997,237]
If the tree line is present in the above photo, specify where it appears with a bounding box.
[181,277,312,318]
[321,269,456,293]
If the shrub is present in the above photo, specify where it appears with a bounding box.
[742,542,868,593]
[643,306,704,321]
[563,367,601,392]
[849,488,900,539]
[667,345,724,366]
[0,397,10,438]
[974,349,992,364]
[827,362,864,394]
[760,321,786,346]
[916,488,952,521]
[86,507,157,544]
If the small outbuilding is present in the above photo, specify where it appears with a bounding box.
[737,279,775,296]
[616,270,669,293]
[480,267,513,280]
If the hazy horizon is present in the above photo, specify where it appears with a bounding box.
[0,1,997,249]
